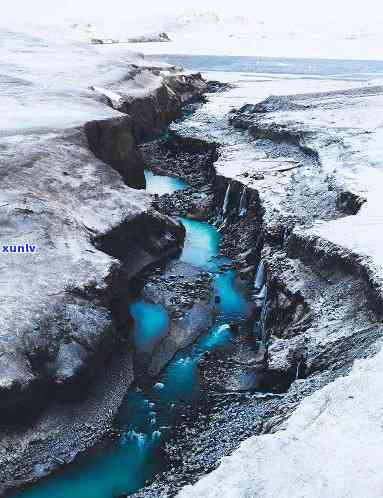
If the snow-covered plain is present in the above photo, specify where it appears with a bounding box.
[5,6,383,65]
[79,10,383,61]
[0,26,179,136]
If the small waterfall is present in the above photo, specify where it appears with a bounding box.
[238,186,248,217]
[252,300,268,342]
[254,260,266,293]
[295,360,302,380]
[222,182,231,216]
[253,259,268,345]
[212,182,231,227]
[254,284,267,302]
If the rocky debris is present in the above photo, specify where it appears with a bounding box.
[142,262,212,319]
[140,132,218,189]
[154,188,215,221]
[141,132,219,219]
[127,32,171,43]
[131,261,214,379]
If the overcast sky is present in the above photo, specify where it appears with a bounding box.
[2,0,383,28]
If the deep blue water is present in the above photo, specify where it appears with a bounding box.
[130,301,169,354]
[14,172,250,498]
[179,217,221,270]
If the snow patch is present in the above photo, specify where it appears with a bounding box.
[179,343,383,498]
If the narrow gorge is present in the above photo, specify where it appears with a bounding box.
[2,52,383,498]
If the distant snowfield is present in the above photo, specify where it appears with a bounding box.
[124,27,383,61]
[6,10,383,62]
[62,12,383,61]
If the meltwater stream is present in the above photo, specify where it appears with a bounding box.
[14,171,249,498]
